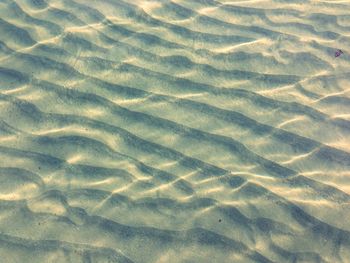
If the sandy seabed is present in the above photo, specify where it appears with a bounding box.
[0,0,350,262]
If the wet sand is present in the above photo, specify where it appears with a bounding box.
[0,0,350,262]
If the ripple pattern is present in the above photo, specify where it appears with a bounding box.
[1,0,350,262]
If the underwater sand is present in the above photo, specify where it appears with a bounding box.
[0,0,350,262]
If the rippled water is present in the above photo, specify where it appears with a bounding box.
[1,0,350,262]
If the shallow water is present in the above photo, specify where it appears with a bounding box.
[0,0,350,262]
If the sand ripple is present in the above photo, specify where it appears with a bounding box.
[0,0,350,262]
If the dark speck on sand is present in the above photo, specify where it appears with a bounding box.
[335,49,343,57]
